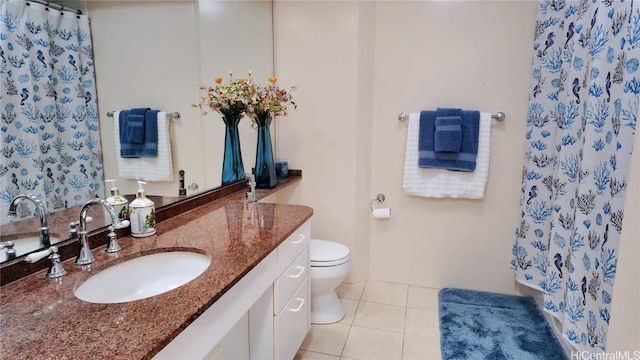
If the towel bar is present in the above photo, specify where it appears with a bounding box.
[107,111,180,119]
[397,111,505,122]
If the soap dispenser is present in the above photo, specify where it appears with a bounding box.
[129,181,156,237]
[104,179,129,221]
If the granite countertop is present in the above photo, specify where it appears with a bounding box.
[0,186,312,359]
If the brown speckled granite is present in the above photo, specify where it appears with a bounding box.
[0,183,312,359]
[0,172,302,285]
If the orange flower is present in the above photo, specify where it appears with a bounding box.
[268,76,277,84]
[214,77,223,84]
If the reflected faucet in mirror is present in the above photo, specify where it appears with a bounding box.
[7,194,50,249]
[76,199,130,266]
[245,174,258,203]
[0,242,16,261]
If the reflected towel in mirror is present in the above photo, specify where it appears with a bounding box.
[119,108,159,157]
[113,111,174,181]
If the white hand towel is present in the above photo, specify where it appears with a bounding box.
[403,112,491,199]
[113,111,174,182]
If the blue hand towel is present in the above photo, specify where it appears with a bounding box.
[437,108,462,118]
[418,110,480,172]
[119,107,147,144]
[119,108,159,158]
[434,116,462,152]
[126,114,145,143]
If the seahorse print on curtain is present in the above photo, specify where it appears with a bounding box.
[511,0,640,352]
[0,0,103,224]
[512,0,639,352]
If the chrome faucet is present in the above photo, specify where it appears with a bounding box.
[7,193,50,248]
[245,173,258,203]
[76,199,129,266]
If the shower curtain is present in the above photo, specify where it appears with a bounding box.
[512,0,639,352]
[0,0,103,224]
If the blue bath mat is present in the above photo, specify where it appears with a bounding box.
[438,288,567,360]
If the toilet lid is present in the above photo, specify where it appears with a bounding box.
[310,239,350,265]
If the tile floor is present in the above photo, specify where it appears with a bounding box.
[295,281,442,360]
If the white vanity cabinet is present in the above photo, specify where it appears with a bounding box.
[154,219,311,360]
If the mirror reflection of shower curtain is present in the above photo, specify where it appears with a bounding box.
[0,0,103,224]
[512,0,639,353]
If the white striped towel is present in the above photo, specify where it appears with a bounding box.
[113,111,174,182]
[403,112,491,199]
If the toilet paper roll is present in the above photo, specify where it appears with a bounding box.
[372,208,391,219]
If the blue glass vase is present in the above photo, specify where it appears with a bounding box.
[254,115,277,188]
[221,115,245,186]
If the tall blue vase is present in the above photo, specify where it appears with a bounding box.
[221,115,245,186]
[254,115,277,188]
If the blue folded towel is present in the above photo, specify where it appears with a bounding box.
[437,108,462,118]
[119,108,159,158]
[434,116,462,152]
[418,109,480,172]
[126,114,145,143]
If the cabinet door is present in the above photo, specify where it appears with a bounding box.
[218,313,249,360]
[274,278,309,360]
[249,287,274,360]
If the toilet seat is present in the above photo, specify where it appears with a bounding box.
[310,239,350,267]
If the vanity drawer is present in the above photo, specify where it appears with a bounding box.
[274,249,308,316]
[274,278,309,360]
[277,220,310,276]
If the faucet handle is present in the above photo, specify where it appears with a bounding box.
[25,247,55,263]
[1,241,17,260]
[24,246,67,279]
[105,226,122,253]
[113,219,130,229]
[69,216,94,237]
[104,220,128,253]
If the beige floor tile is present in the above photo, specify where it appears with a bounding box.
[341,326,403,360]
[336,282,365,301]
[294,350,341,360]
[405,308,440,338]
[300,323,351,356]
[361,281,408,306]
[352,301,406,333]
[402,334,442,360]
[407,285,440,310]
[338,298,359,325]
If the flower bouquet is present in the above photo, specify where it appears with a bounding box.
[246,76,296,188]
[196,71,256,185]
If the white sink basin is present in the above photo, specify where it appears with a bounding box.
[74,251,211,304]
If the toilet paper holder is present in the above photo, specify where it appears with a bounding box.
[370,194,386,211]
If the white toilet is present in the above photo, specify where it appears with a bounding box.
[309,239,351,324]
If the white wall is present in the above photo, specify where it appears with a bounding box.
[369,1,534,292]
[273,0,639,352]
[273,0,374,281]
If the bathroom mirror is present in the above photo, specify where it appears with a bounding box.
[0,0,274,263]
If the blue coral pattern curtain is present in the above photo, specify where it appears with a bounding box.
[512,0,639,352]
[0,0,103,224]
